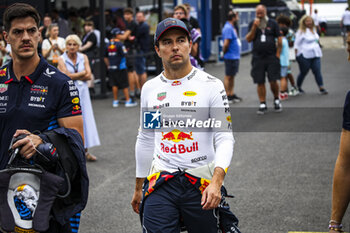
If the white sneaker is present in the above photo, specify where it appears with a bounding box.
[274,99,282,112]
[113,100,119,108]
[125,99,137,107]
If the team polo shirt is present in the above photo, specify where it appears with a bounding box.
[248,19,281,58]
[343,91,350,131]
[0,57,82,169]
[135,67,235,177]
[105,39,127,70]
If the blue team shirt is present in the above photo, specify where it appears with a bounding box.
[105,39,127,70]
[222,22,240,60]
[280,37,290,67]
[0,56,81,169]
[343,91,350,131]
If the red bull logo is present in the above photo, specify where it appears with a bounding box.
[161,130,198,154]
[145,172,160,196]
[161,129,193,142]
[0,68,7,77]
[108,44,117,52]
[199,178,211,194]
[171,80,181,86]
[160,142,198,154]
[73,105,80,111]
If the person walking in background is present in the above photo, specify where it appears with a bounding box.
[51,8,70,38]
[312,9,321,35]
[294,15,328,95]
[58,34,100,161]
[246,4,282,114]
[222,10,242,103]
[104,28,137,108]
[328,34,350,233]
[173,4,192,30]
[80,20,97,63]
[118,8,138,99]
[135,11,150,90]
[183,3,201,33]
[190,28,204,70]
[341,7,350,47]
[40,15,52,40]
[276,15,299,97]
[279,26,290,101]
[42,23,65,67]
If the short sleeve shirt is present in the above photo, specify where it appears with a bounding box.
[343,91,350,131]
[136,22,150,52]
[105,40,127,70]
[41,37,66,60]
[222,21,240,60]
[248,19,280,58]
[82,32,97,54]
[124,20,138,50]
[0,57,82,169]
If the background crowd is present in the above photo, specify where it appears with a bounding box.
[0,2,348,153]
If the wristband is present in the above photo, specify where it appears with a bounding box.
[329,220,341,225]
[328,223,343,232]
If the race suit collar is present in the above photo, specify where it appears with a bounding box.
[160,67,196,84]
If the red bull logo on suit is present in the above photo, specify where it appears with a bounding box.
[161,129,198,154]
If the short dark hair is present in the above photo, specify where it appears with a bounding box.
[123,7,134,15]
[3,3,41,32]
[227,11,237,21]
[84,20,94,27]
[276,15,292,27]
[280,26,288,36]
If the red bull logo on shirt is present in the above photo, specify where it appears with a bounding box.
[161,129,198,154]
[161,129,193,142]
[171,80,181,86]
[160,142,199,154]
[0,68,7,77]
[108,44,117,52]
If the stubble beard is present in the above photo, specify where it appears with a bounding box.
[16,50,36,61]
[167,56,189,71]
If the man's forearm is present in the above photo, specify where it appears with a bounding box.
[135,177,145,191]
[331,130,350,222]
[211,167,226,188]
[331,167,350,223]
[246,26,257,42]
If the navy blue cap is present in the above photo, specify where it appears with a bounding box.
[111,27,123,35]
[154,18,190,44]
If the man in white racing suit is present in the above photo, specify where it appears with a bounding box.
[131,18,237,233]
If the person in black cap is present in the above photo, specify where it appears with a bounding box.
[131,18,240,233]
[104,28,137,108]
